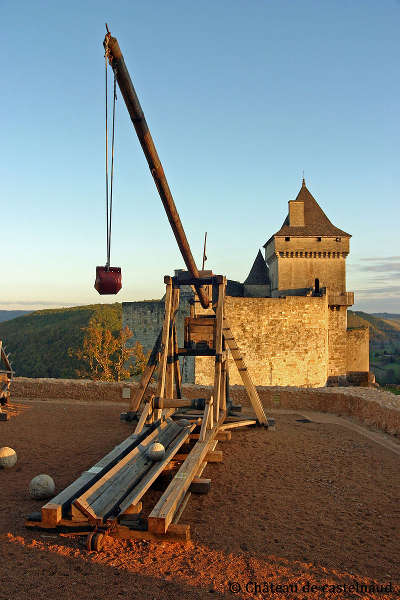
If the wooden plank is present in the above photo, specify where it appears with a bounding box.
[205,450,222,462]
[172,440,218,525]
[70,504,88,522]
[189,477,211,494]
[122,501,142,515]
[222,318,268,426]
[148,428,219,534]
[41,503,62,527]
[133,400,152,434]
[220,355,227,414]
[199,396,212,442]
[213,278,225,421]
[73,420,171,520]
[172,323,182,399]
[220,419,257,430]
[81,421,182,520]
[155,279,174,420]
[154,398,192,409]
[113,422,196,519]
[39,426,155,522]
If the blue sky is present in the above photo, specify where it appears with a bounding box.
[2,0,399,313]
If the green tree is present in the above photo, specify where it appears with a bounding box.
[69,319,149,382]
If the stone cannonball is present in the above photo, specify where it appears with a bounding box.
[0,447,17,469]
[147,442,165,461]
[29,474,56,500]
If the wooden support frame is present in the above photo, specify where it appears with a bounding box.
[29,271,272,546]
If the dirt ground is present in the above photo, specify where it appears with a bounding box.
[0,399,399,600]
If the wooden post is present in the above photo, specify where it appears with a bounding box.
[155,278,174,420]
[166,286,180,401]
[199,395,213,441]
[134,399,152,434]
[213,277,225,423]
[173,323,182,399]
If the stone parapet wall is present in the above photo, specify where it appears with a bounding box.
[10,377,135,403]
[10,378,400,437]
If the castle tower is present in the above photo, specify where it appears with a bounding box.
[243,250,271,297]
[263,179,354,307]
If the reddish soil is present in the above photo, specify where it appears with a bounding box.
[0,399,399,600]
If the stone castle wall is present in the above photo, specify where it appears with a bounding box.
[276,256,347,294]
[195,296,329,387]
[346,327,370,372]
[122,298,194,383]
[327,306,348,381]
[122,292,368,388]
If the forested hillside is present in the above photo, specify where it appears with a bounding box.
[0,304,122,378]
[348,310,400,384]
[0,310,32,323]
[1,304,399,383]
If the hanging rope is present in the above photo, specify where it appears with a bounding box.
[104,38,117,269]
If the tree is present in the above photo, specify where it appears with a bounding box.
[69,318,149,382]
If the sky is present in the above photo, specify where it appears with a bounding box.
[2,0,399,314]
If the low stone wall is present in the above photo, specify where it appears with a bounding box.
[10,378,136,403]
[10,378,400,438]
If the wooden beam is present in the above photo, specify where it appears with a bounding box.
[41,503,62,528]
[205,450,223,463]
[222,318,268,426]
[155,278,174,420]
[113,422,196,518]
[219,419,257,430]
[148,428,219,534]
[134,400,152,435]
[172,323,182,399]
[172,440,218,525]
[213,278,225,422]
[73,420,171,521]
[189,477,211,494]
[122,501,142,515]
[39,426,156,525]
[198,396,213,442]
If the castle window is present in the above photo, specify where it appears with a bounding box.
[336,237,341,242]
[285,237,290,241]
[317,237,322,242]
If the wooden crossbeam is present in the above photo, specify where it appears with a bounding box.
[220,419,257,430]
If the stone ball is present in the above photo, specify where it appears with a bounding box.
[29,474,55,500]
[147,442,165,461]
[177,419,191,427]
[0,447,17,469]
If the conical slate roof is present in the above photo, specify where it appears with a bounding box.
[264,180,350,246]
[244,250,270,285]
